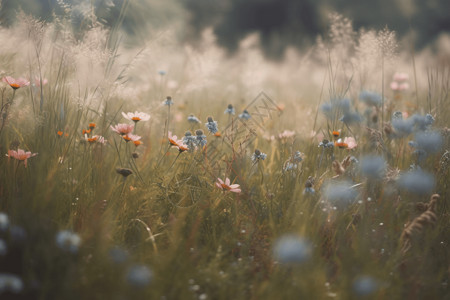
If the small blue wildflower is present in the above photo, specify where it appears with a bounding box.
[293,151,303,163]
[56,230,81,253]
[284,162,297,171]
[408,141,418,148]
[205,116,219,134]
[183,131,197,152]
[163,96,173,106]
[411,114,434,131]
[273,235,312,264]
[303,187,315,195]
[251,149,267,163]
[195,130,207,148]
[392,111,404,120]
[322,180,358,209]
[158,70,166,76]
[187,114,201,124]
[360,155,386,180]
[238,109,251,120]
[0,213,9,231]
[0,273,24,294]
[359,90,382,107]
[109,246,129,264]
[425,114,435,126]
[318,139,334,148]
[340,111,362,125]
[0,239,7,256]
[353,276,378,296]
[335,98,352,113]
[126,265,153,287]
[224,104,235,115]
[392,118,414,137]
[414,131,443,154]
[397,169,435,196]
[320,102,333,120]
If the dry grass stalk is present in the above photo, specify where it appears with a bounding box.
[400,194,440,253]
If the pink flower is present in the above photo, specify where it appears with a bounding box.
[122,111,150,122]
[7,149,38,167]
[343,137,357,150]
[168,131,188,152]
[2,76,30,90]
[34,77,48,87]
[123,134,141,143]
[110,123,134,135]
[391,72,409,91]
[278,130,295,139]
[215,177,241,193]
[393,72,409,82]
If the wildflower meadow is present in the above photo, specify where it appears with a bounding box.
[0,2,449,300]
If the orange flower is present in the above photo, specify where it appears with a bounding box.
[89,123,96,129]
[57,131,63,137]
[335,139,348,149]
[133,140,143,147]
[87,136,98,143]
[214,132,222,137]
[82,129,91,135]
[332,130,340,138]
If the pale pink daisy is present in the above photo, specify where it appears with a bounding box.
[393,72,409,82]
[2,76,30,90]
[7,149,38,167]
[110,123,134,135]
[168,131,188,152]
[122,111,150,122]
[34,77,48,87]
[215,177,241,193]
[122,134,141,143]
[278,130,296,139]
[343,137,357,150]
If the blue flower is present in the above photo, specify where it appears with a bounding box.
[205,117,219,134]
[359,90,382,107]
[238,110,251,120]
[195,130,207,148]
[340,111,362,125]
[353,276,378,296]
[273,235,312,264]
[163,96,173,106]
[318,139,334,148]
[293,151,303,163]
[414,130,443,154]
[224,104,235,115]
[126,265,153,287]
[183,131,197,151]
[0,213,9,231]
[360,155,386,180]
[0,273,24,294]
[56,230,81,253]
[322,180,358,209]
[251,149,267,163]
[187,114,201,124]
[397,169,435,196]
[109,246,129,264]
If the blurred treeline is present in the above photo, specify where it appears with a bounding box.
[0,0,449,57]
